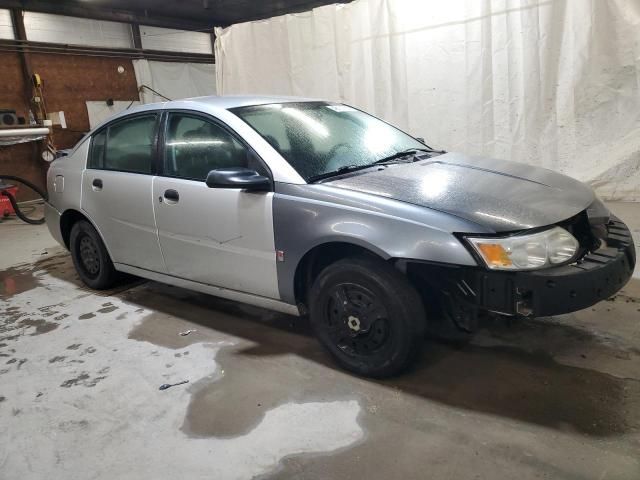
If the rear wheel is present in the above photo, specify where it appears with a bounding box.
[309,256,426,378]
[69,220,118,289]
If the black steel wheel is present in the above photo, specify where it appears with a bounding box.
[324,283,391,357]
[70,220,118,289]
[309,256,426,378]
[78,234,101,278]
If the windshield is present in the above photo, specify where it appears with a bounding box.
[230,102,427,181]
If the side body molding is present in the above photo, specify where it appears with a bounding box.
[273,182,490,305]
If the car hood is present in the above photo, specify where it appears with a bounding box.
[324,152,595,232]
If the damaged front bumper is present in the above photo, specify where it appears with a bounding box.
[407,216,636,320]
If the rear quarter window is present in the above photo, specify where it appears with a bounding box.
[88,129,106,169]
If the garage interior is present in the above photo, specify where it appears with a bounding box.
[1,1,639,479]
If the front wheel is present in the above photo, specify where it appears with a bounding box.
[69,220,118,290]
[309,256,426,378]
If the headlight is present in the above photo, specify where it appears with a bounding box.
[466,227,579,270]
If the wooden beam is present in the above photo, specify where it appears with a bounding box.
[0,0,215,31]
[9,8,33,108]
[0,39,215,64]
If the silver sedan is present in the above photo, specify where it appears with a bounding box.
[45,96,635,377]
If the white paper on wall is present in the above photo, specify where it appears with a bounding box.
[215,0,640,201]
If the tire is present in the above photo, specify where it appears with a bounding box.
[69,220,118,290]
[309,256,426,378]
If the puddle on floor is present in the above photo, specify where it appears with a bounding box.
[126,294,358,439]
[264,337,640,479]
[180,343,357,439]
[0,266,42,299]
[128,311,203,350]
[125,284,640,441]
[0,252,74,299]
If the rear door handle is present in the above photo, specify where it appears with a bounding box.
[163,189,179,203]
[92,178,103,190]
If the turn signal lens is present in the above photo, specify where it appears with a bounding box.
[466,227,579,271]
[476,243,512,268]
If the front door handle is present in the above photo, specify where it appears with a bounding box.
[92,178,103,190]
[163,189,179,203]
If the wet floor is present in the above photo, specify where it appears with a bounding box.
[124,286,640,440]
[2,218,640,479]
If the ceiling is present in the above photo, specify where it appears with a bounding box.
[0,0,353,29]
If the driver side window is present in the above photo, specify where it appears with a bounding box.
[164,113,265,181]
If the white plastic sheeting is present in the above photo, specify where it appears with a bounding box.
[215,0,640,201]
[133,60,216,103]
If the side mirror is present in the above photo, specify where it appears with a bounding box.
[205,167,271,191]
[415,137,426,144]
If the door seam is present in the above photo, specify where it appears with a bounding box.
[151,175,169,272]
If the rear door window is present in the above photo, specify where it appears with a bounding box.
[104,115,157,174]
[88,114,158,174]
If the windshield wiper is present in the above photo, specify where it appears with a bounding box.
[373,148,442,165]
[307,148,446,183]
[307,164,376,183]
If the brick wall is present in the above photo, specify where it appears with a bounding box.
[0,52,139,201]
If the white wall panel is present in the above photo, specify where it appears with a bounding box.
[215,0,640,201]
[0,9,14,39]
[140,26,212,54]
[24,12,133,48]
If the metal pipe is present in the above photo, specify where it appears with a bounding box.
[0,128,50,137]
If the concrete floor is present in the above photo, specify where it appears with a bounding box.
[1,203,639,479]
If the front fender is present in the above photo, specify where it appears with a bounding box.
[273,183,481,304]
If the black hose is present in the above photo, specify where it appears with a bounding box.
[0,175,48,225]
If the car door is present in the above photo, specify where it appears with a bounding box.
[81,113,167,273]
[152,111,279,299]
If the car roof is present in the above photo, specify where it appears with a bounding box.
[127,94,321,114]
[71,95,325,155]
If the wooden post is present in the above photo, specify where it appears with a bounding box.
[131,22,143,50]
[10,8,33,109]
